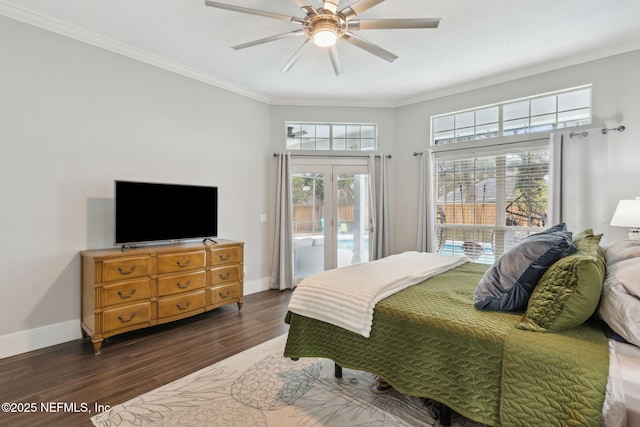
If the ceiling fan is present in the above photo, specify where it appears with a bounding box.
[287,126,308,138]
[204,0,440,75]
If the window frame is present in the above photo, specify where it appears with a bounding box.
[431,85,592,147]
[431,139,552,262]
[285,122,377,152]
[426,86,593,262]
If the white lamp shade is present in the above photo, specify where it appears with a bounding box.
[610,199,640,227]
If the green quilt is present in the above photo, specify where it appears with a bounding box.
[284,263,609,426]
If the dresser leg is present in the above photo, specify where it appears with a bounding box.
[92,339,103,355]
[237,301,243,311]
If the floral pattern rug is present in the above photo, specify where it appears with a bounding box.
[91,334,485,426]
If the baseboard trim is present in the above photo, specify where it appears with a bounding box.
[0,278,272,359]
[0,319,82,360]
[244,277,271,295]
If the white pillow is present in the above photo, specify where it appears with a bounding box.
[598,240,640,347]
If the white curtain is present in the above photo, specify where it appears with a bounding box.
[269,153,294,290]
[368,154,390,260]
[416,149,435,252]
[549,128,609,233]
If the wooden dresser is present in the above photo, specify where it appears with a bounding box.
[81,239,243,353]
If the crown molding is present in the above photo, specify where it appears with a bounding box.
[270,97,396,109]
[0,1,272,104]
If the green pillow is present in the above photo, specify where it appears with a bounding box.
[517,233,605,332]
[573,228,594,243]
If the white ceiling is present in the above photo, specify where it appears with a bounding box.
[2,0,640,107]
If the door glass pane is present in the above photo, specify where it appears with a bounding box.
[337,173,369,268]
[292,172,325,278]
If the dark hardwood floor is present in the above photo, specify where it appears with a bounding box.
[0,289,293,427]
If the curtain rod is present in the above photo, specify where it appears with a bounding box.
[273,153,391,158]
[413,124,628,155]
[570,125,626,138]
[413,137,549,156]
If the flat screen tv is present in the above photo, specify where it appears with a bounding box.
[115,180,218,246]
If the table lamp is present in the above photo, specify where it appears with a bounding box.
[610,197,640,240]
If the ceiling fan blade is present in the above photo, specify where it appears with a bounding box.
[281,39,313,72]
[293,0,319,15]
[205,1,304,24]
[232,29,306,50]
[322,0,340,14]
[328,44,344,76]
[339,0,385,20]
[349,18,440,30]
[342,32,398,63]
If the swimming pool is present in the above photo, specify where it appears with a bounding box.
[439,241,495,264]
[339,237,494,263]
[337,235,369,250]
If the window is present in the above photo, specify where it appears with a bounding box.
[432,86,591,145]
[433,148,550,264]
[427,86,590,263]
[286,122,377,151]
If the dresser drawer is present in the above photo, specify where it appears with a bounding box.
[103,302,151,333]
[103,279,151,307]
[209,246,241,266]
[209,265,242,286]
[157,271,206,297]
[102,256,151,283]
[210,283,240,305]
[157,251,206,274]
[158,290,205,318]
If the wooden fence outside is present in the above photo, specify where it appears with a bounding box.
[438,203,544,227]
[292,205,358,234]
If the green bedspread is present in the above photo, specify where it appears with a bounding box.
[284,262,609,426]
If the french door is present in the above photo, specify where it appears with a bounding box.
[291,160,370,279]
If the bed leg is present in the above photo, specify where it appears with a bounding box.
[334,363,343,378]
[440,403,451,426]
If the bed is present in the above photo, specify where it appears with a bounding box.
[283,232,640,426]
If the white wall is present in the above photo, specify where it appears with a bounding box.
[2,12,639,358]
[393,50,640,252]
[0,16,274,358]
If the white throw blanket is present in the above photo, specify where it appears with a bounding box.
[287,251,469,338]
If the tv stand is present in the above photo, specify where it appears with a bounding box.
[203,237,217,245]
[81,239,244,354]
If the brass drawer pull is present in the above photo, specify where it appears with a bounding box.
[118,265,137,275]
[219,290,230,298]
[177,302,191,310]
[219,254,231,261]
[177,280,192,289]
[219,272,230,280]
[118,289,137,299]
[118,312,137,323]
[176,259,191,268]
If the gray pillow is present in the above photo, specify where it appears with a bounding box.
[473,223,576,311]
[598,240,640,347]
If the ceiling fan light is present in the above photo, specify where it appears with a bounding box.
[311,20,339,47]
[313,29,337,46]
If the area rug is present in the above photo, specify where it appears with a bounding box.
[91,334,486,426]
